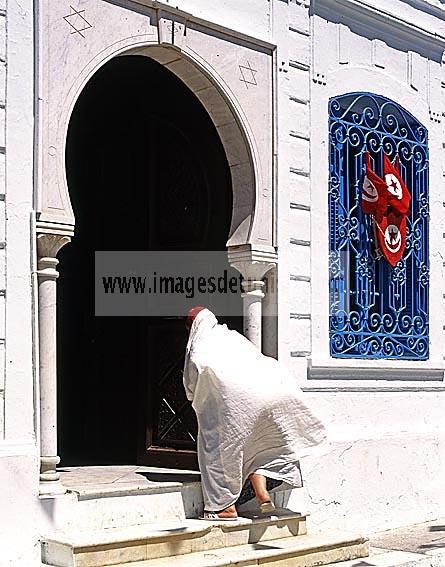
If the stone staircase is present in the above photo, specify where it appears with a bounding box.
[39,466,369,567]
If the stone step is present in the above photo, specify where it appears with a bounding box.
[41,510,309,567]
[40,466,304,534]
[40,483,200,533]
[115,530,369,567]
[325,547,443,566]
[40,467,204,532]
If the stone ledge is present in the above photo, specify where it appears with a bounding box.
[42,520,213,548]
[116,530,369,567]
[324,547,444,566]
[43,511,307,547]
[41,511,309,566]
[56,465,201,500]
[67,481,185,501]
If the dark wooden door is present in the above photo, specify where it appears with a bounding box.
[137,319,198,468]
[134,61,235,469]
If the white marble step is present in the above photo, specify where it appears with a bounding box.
[324,547,444,566]
[41,510,308,567]
[40,467,204,533]
[40,466,304,534]
[116,530,369,567]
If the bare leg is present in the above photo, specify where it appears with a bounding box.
[248,473,272,505]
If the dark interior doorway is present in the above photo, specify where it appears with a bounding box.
[59,55,242,468]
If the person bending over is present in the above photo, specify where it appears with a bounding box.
[183,306,327,521]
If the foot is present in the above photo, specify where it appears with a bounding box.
[249,473,273,506]
[212,504,238,519]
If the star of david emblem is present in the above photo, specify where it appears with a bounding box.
[167,22,183,34]
[239,61,258,89]
[63,6,93,38]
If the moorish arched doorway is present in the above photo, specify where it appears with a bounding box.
[59,55,242,468]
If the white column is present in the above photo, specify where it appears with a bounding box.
[262,267,278,358]
[229,254,276,350]
[37,233,70,495]
[242,279,265,348]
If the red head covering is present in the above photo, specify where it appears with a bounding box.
[186,306,206,331]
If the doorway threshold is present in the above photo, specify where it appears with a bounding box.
[58,465,201,500]
[40,466,203,534]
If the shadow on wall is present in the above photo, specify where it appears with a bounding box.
[311,0,444,62]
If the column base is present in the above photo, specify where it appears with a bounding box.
[39,456,67,496]
[39,479,67,496]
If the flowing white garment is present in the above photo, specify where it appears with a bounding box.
[183,309,327,511]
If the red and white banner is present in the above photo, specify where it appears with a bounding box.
[361,152,389,219]
[374,210,407,268]
[361,152,410,267]
[383,153,411,216]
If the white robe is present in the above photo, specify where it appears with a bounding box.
[183,309,327,511]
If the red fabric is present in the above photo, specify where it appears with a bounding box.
[361,152,389,219]
[374,210,407,268]
[186,306,206,330]
[383,153,411,216]
[361,152,410,268]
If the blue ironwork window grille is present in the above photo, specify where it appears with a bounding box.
[328,93,429,360]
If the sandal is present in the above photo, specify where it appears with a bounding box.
[199,511,239,521]
[259,501,276,514]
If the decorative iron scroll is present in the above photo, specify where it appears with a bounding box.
[328,93,429,360]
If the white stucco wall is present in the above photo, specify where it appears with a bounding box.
[295,391,445,533]
[274,0,445,533]
[0,0,6,440]
[136,0,272,42]
[0,0,41,565]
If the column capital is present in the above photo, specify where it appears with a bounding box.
[37,234,71,278]
[227,244,277,282]
[37,233,71,260]
[228,245,277,349]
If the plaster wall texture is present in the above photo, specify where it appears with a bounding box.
[0,0,41,565]
[274,0,445,535]
[0,449,41,566]
[275,0,445,377]
[0,0,36,439]
[0,0,6,441]
[297,433,445,533]
[294,390,445,533]
[308,0,445,372]
[135,0,273,42]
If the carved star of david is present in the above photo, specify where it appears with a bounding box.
[167,22,183,34]
[63,6,93,38]
[239,61,258,89]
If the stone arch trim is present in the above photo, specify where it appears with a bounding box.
[37,4,277,251]
[35,4,278,494]
[125,44,257,248]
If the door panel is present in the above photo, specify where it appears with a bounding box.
[138,320,198,469]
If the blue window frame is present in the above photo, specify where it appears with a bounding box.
[328,92,429,360]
